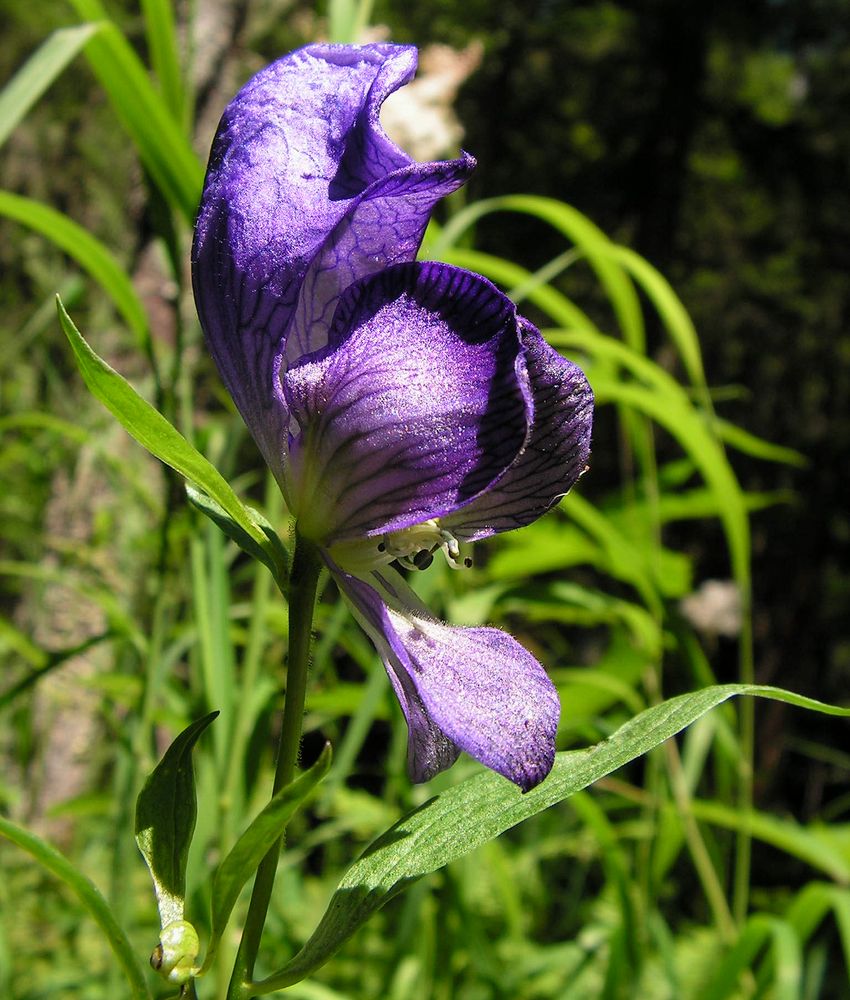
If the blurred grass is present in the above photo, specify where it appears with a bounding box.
[0,2,848,998]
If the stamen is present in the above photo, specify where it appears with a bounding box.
[381,519,470,571]
[330,519,471,574]
[413,550,434,570]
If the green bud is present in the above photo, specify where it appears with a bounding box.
[150,920,200,985]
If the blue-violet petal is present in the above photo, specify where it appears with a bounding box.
[283,262,531,543]
[444,319,593,540]
[337,567,560,791]
[192,43,473,473]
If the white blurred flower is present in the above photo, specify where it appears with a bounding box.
[680,580,743,638]
[379,41,483,162]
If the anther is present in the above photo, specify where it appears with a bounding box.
[413,550,434,570]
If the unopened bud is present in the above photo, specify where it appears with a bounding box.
[150,920,200,985]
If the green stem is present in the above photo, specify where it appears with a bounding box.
[226,533,322,1000]
[733,590,755,924]
[663,740,736,941]
[221,477,283,853]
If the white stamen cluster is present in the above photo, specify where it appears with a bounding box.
[381,519,472,571]
[329,519,472,574]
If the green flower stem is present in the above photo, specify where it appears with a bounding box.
[226,532,323,1000]
[221,477,283,856]
[733,596,755,924]
[662,738,736,941]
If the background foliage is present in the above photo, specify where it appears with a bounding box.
[1,1,848,998]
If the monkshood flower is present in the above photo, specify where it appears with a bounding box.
[192,43,593,792]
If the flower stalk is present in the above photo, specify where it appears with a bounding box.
[227,533,322,1000]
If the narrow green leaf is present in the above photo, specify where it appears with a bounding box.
[550,328,752,592]
[594,376,750,586]
[0,616,48,668]
[201,744,332,972]
[141,0,185,124]
[328,0,357,42]
[56,298,279,566]
[564,492,666,608]
[700,914,801,1000]
[713,417,808,467]
[784,883,850,977]
[0,559,143,649]
[507,247,582,305]
[488,519,604,581]
[688,799,850,883]
[432,195,644,352]
[514,583,661,660]
[0,24,99,148]
[605,243,707,392]
[502,195,645,352]
[0,815,153,1000]
[67,1,202,220]
[0,631,114,710]
[608,486,793,526]
[0,410,90,442]
[427,246,595,330]
[576,359,750,590]
[0,192,151,354]
[186,485,288,587]
[135,712,218,928]
[253,685,850,992]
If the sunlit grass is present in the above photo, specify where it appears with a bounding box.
[0,3,847,998]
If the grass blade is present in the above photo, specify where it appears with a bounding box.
[140,0,185,124]
[0,23,99,148]
[0,191,151,354]
[201,744,332,972]
[605,243,707,392]
[713,417,807,467]
[68,1,202,220]
[425,246,596,330]
[0,816,153,1000]
[432,196,644,351]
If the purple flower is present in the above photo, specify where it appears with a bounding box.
[192,43,593,792]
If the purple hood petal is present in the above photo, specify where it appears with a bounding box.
[192,44,474,477]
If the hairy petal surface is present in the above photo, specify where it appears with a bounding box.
[444,320,593,540]
[283,262,531,543]
[192,43,473,472]
[336,567,560,791]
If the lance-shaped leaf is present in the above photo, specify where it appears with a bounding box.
[200,743,332,973]
[253,685,850,993]
[57,298,284,580]
[185,484,288,587]
[135,712,218,928]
